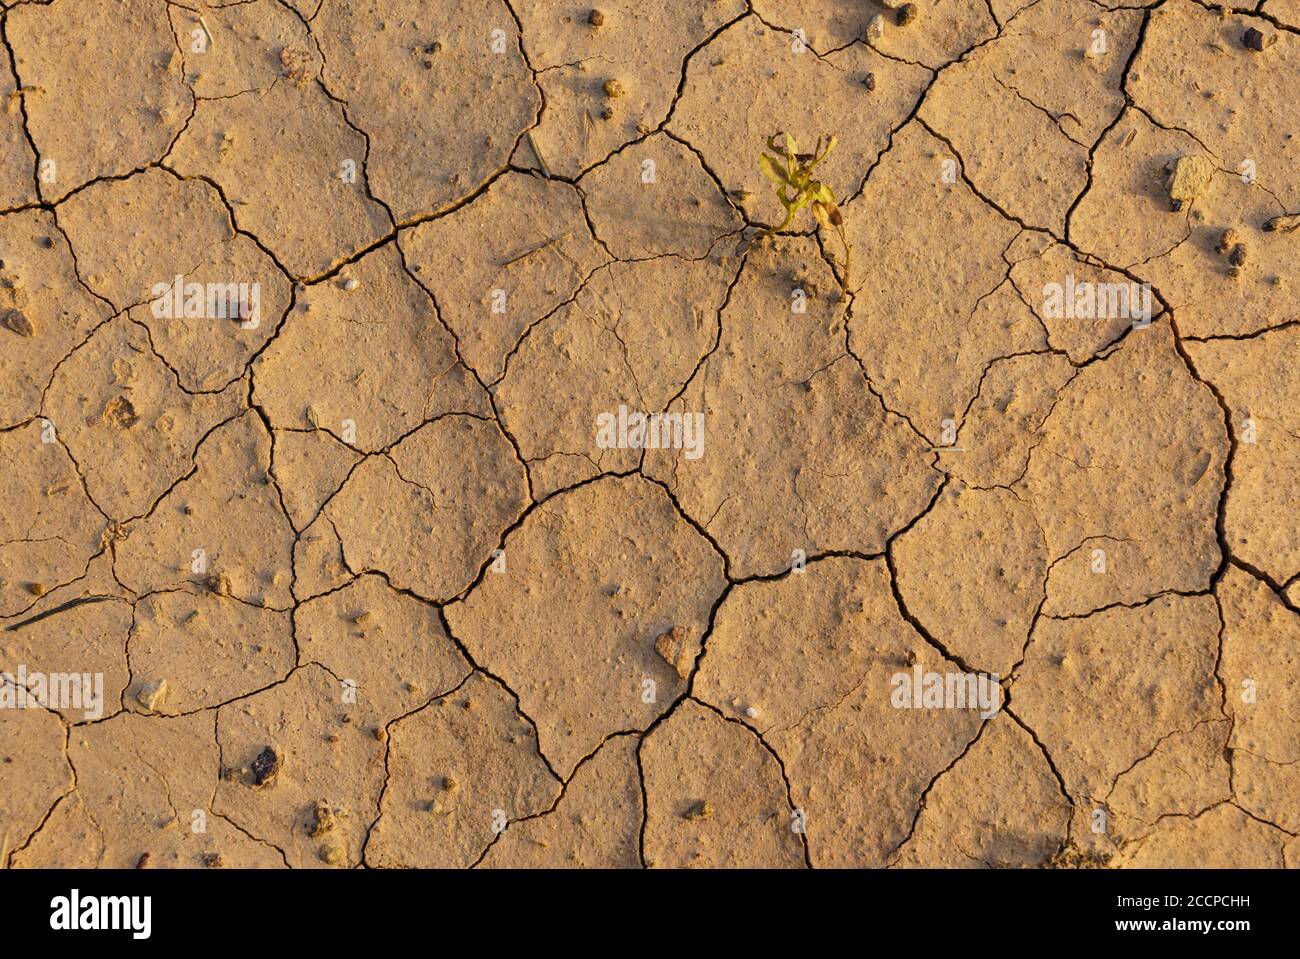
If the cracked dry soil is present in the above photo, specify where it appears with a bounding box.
[0,0,1296,871]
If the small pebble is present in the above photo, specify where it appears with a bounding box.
[1165,154,1214,212]
[136,678,168,712]
[2,309,34,337]
[603,78,625,98]
[588,9,604,26]
[684,800,714,821]
[897,3,919,26]
[1243,27,1275,52]
[866,14,885,43]
[250,745,280,787]
[308,799,338,837]
[745,705,760,719]
[342,277,359,291]
[863,72,877,92]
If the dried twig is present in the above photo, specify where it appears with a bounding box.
[526,131,551,178]
[502,232,572,267]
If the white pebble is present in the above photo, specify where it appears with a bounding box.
[745,705,760,719]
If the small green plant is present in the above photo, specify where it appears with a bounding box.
[758,132,851,288]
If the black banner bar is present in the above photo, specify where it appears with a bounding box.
[0,867,1283,945]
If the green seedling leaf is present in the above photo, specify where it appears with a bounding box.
[760,153,791,186]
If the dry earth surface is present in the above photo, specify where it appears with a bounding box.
[0,0,1297,869]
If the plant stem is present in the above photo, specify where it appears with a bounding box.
[836,226,852,290]
[763,207,795,236]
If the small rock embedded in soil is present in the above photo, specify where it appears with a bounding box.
[101,395,138,429]
[603,78,625,99]
[319,844,343,865]
[897,4,919,27]
[1243,27,1276,52]
[135,853,150,868]
[863,72,877,92]
[1226,243,1248,277]
[1165,154,1215,212]
[201,852,224,868]
[1215,228,1239,254]
[249,746,280,787]
[683,800,714,821]
[2,309,34,337]
[136,678,168,712]
[653,626,697,680]
[308,799,339,837]
[866,14,885,43]
[588,9,604,27]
